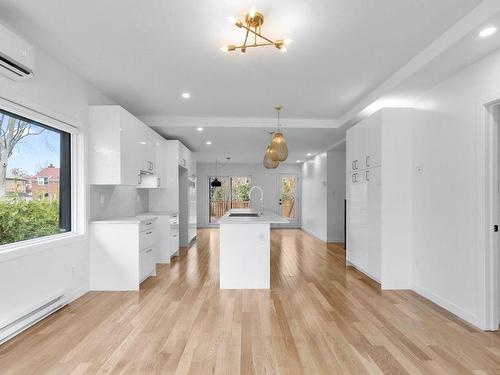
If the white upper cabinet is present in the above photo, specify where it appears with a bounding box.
[89,105,166,186]
[346,112,381,172]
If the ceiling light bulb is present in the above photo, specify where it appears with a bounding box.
[182,92,191,99]
[479,26,497,38]
[296,160,301,163]
[206,141,212,145]
[280,46,287,53]
[249,6,256,18]
[284,39,293,45]
[197,127,204,132]
[220,45,229,52]
[226,16,237,25]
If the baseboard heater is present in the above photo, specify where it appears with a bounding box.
[0,293,67,345]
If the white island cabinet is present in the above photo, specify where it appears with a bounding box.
[89,217,157,291]
[218,209,288,289]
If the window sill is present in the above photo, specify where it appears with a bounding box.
[0,232,88,263]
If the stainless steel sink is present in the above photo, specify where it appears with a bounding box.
[228,213,260,217]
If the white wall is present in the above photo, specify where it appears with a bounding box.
[327,150,346,243]
[196,162,301,227]
[380,109,413,289]
[0,22,114,326]
[411,47,500,328]
[301,153,327,241]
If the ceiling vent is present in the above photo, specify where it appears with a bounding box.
[0,23,35,81]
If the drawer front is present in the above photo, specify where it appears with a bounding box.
[139,219,155,232]
[140,228,155,250]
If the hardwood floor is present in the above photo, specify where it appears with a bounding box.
[1,228,500,374]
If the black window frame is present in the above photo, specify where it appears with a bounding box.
[0,108,72,243]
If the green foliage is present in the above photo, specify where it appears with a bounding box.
[0,196,60,245]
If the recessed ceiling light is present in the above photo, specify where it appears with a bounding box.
[479,27,497,38]
[182,92,191,99]
[296,160,301,163]
[307,153,312,156]
[197,127,204,132]
[206,141,212,145]
[140,141,146,145]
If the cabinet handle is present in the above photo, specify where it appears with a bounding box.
[354,160,358,170]
[146,249,153,253]
[366,155,370,168]
[351,174,355,183]
[172,234,178,237]
[145,222,152,226]
[146,231,152,235]
[351,161,355,170]
[365,170,370,181]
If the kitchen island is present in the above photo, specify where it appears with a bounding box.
[218,209,288,289]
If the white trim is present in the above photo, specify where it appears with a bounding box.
[413,285,479,327]
[0,233,88,263]
[0,96,79,134]
[140,115,339,129]
[479,94,500,330]
[0,99,87,258]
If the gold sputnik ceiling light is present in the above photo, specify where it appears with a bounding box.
[221,7,292,54]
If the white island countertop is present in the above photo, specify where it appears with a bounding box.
[218,209,289,224]
[90,217,158,224]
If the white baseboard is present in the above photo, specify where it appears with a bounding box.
[68,284,89,304]
[412,284,480,328]
[300,227,327,243]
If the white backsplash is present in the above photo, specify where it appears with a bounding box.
[90,185,149,221]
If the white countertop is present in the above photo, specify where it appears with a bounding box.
[218,209,289,224]
[90,217,158,224]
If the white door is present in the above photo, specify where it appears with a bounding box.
[276,174,300,227]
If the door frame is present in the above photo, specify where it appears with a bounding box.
[479,94,500,330]
[275,173,301,228]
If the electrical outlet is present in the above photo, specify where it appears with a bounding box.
[71,266,76,276]
[416,166,424,176]
[259,233,265,241]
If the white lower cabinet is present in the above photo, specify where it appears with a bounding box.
[137,212,180,263]
[347,167,381,281]
[89,218,157,291]
[139,247,155,282]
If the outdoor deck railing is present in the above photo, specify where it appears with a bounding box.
[209,199,295,221]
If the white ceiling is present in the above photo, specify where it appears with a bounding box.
[0,0,483,119]
[153,126,344,164]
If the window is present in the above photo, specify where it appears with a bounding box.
[37,177,48,186]
[0,108,71,246]
[208,176,251,224]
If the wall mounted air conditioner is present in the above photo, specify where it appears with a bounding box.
[0,23,35,81]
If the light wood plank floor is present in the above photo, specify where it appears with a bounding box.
[1,228,500,374]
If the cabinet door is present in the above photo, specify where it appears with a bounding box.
[188,175,197,242]
[170,233,179,257]
[154,138,167,188]
[365,112,382,169]
[137,127,156,173]
[139,247,154,282]
[178,143,190,169]
[347,124,366,172]
[347,172,368,270]
[366,168,381,281]
[119,109,141,185]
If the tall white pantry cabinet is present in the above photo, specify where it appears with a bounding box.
[346,108,413,289]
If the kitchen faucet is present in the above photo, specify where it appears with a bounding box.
[249,186,264,216]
